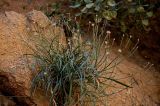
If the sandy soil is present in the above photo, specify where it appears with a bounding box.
[106,50,160,106]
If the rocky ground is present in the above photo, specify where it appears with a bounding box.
[0,0,159,106]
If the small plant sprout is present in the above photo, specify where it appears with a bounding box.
[111,38,115,47]
[95,14,102,23]
[144,62,154,71]
[125,35,132,49]
[120,34,125,48]
[130,39,139,53]
[107,31,111,42]
[148,64,154,71]
[144,62,150,69]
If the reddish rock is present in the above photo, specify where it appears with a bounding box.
[0,10,65,105]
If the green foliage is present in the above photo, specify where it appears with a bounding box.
[70,0,154,32]
[27,18,138,106]
[40,2,62,17]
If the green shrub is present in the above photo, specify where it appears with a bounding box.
[70,0,154,32]
[26,18,138,106]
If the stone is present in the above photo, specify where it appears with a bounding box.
[0,10,65,105]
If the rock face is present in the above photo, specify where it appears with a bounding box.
[0,10,65,105]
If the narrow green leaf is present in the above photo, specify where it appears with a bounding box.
[81,7,88,13]
[84,0,92,3]
[86,3,94,8]
[70,3,81,8]
[107,0,116,7]
[106,78,132,88]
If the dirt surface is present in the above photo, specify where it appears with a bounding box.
[106,50,160,106]
[0,0,159,106]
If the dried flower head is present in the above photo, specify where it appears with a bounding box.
[105,41,108,45]
[118,49,122,53]
[107,31,111,34]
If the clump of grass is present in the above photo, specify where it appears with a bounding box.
[26,16,139,106]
